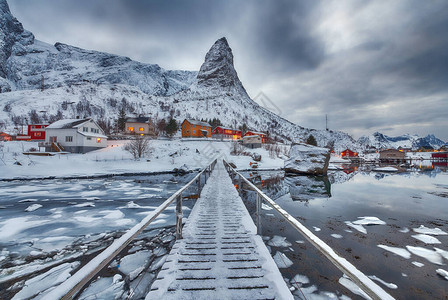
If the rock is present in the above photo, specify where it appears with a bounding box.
[252,153,261,161]
[284,142,330,175]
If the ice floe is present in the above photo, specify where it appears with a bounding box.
[24,204,42,212]
[291,274,309,285]
[313,226,321,232]
[345,217,386,234]
[412,225,447,236]
[267,235,292,247]
[73,202,95,208]
[436,269,448,280]
[12,262,80,299]
[412,261,424,267]
[118,250,152,275]
[377,245,411,259]
[331,234,343,239]
[368,275,398,289]
[338,274,371,300]
[0,217,48,240]
[273,251,293,268]
[407,246,444,265]
[353,216,386,226]
[434,248,448,261]
[79,274,124,300]
[399,227,409,233]
[411,234,441,244]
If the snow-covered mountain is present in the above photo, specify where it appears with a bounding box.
[0,0,359,151]
[358,132,445,150]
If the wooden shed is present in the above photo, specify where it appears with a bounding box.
[212,126,241,140]
[379,149,406,163]
[341,149,358,158]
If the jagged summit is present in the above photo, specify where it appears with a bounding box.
[196,37,246,94]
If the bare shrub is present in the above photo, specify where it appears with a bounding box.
[124,137,152,159]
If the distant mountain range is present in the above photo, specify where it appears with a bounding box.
[358,132,446,150]
[0,0,359,151]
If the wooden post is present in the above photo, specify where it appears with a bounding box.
[197,177,201,197]
[238,176,242,193]
[256,193,262,235]
[176,192,183,240]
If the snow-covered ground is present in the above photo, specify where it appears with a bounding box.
[0,139,286,179]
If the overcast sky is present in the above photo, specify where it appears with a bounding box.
[9,0,448,140]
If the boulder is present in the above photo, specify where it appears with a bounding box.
[284,143,330,175]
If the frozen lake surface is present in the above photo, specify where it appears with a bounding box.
[239,167,448,299]
[0,173,199,298]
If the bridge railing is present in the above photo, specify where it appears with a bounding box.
[47,159,218,300]
[223,160,394,300]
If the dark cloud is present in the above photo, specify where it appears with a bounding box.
[7,0,448,140]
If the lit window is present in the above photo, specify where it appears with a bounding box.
[36,132,41,137]
[139,127,144,131]
[97,138,101,143]
[128,127,134,131]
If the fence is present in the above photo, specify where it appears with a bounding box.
[223,160,394,300]
[46,158,217,299]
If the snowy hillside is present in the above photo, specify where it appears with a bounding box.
[358,132,445,150]
[0,0,360,152]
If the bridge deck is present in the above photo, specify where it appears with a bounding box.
[146,161,292,299]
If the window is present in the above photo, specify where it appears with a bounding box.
[35,132,41,137]
[87,137,91,140]
[91,128,94,132]
[97,138,101,143]
[128,127,134,132]
[83,127,88,132]
[193,125,195,128]
[139,127,144,131]
[193,130,195,134]
[66,136,73,142]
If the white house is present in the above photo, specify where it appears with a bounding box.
[45,118,107,153]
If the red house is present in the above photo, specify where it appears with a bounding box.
[0,132,12,141]
[16,124,48,141]
[341,149,358,158]
[432,152,448,160]
[212,126,241,140]
[244,131,268,143]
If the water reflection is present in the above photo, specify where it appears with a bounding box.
[285,176,331,202]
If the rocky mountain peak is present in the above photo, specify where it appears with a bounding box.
[196,37,246,92]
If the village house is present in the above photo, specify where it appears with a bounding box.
[242,134,262,149]
[244,131,268,143]
[379,149,406,163]
[181,119,211,138]
[44,118,107,153]
[0,132,12,141]
[16,124,48,141]
[125,116,156,136]
[341,149,358,158]
[212,126,241,140]
[432,151,448,161]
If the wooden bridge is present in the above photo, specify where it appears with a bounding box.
[47,159,394,300]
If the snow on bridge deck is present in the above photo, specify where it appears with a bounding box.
[146,161,292,299]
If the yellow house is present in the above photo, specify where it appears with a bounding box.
[125,116,156,136]
[182,119,211,138]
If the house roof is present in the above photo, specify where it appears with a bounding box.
[214,126,241,132]
[184,119,211,127]
[47,118,91,129]
[126,116,150,123]
[246,131,266,136]
[79,132,108,139]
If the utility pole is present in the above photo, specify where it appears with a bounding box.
[326,114,329,131]
[41,75,44,92]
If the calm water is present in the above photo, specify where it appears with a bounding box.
[239,166,448,299]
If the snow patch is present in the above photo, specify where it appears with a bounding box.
[412,225,447,236]
[411,234,441,244]
[406,246,444,265]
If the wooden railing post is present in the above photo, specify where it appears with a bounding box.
[256,193,262,235]
[176,192,183,240]
[197,177,201,197]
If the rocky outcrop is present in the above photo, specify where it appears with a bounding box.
[195,37,248,95]
[284,143,330,175]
